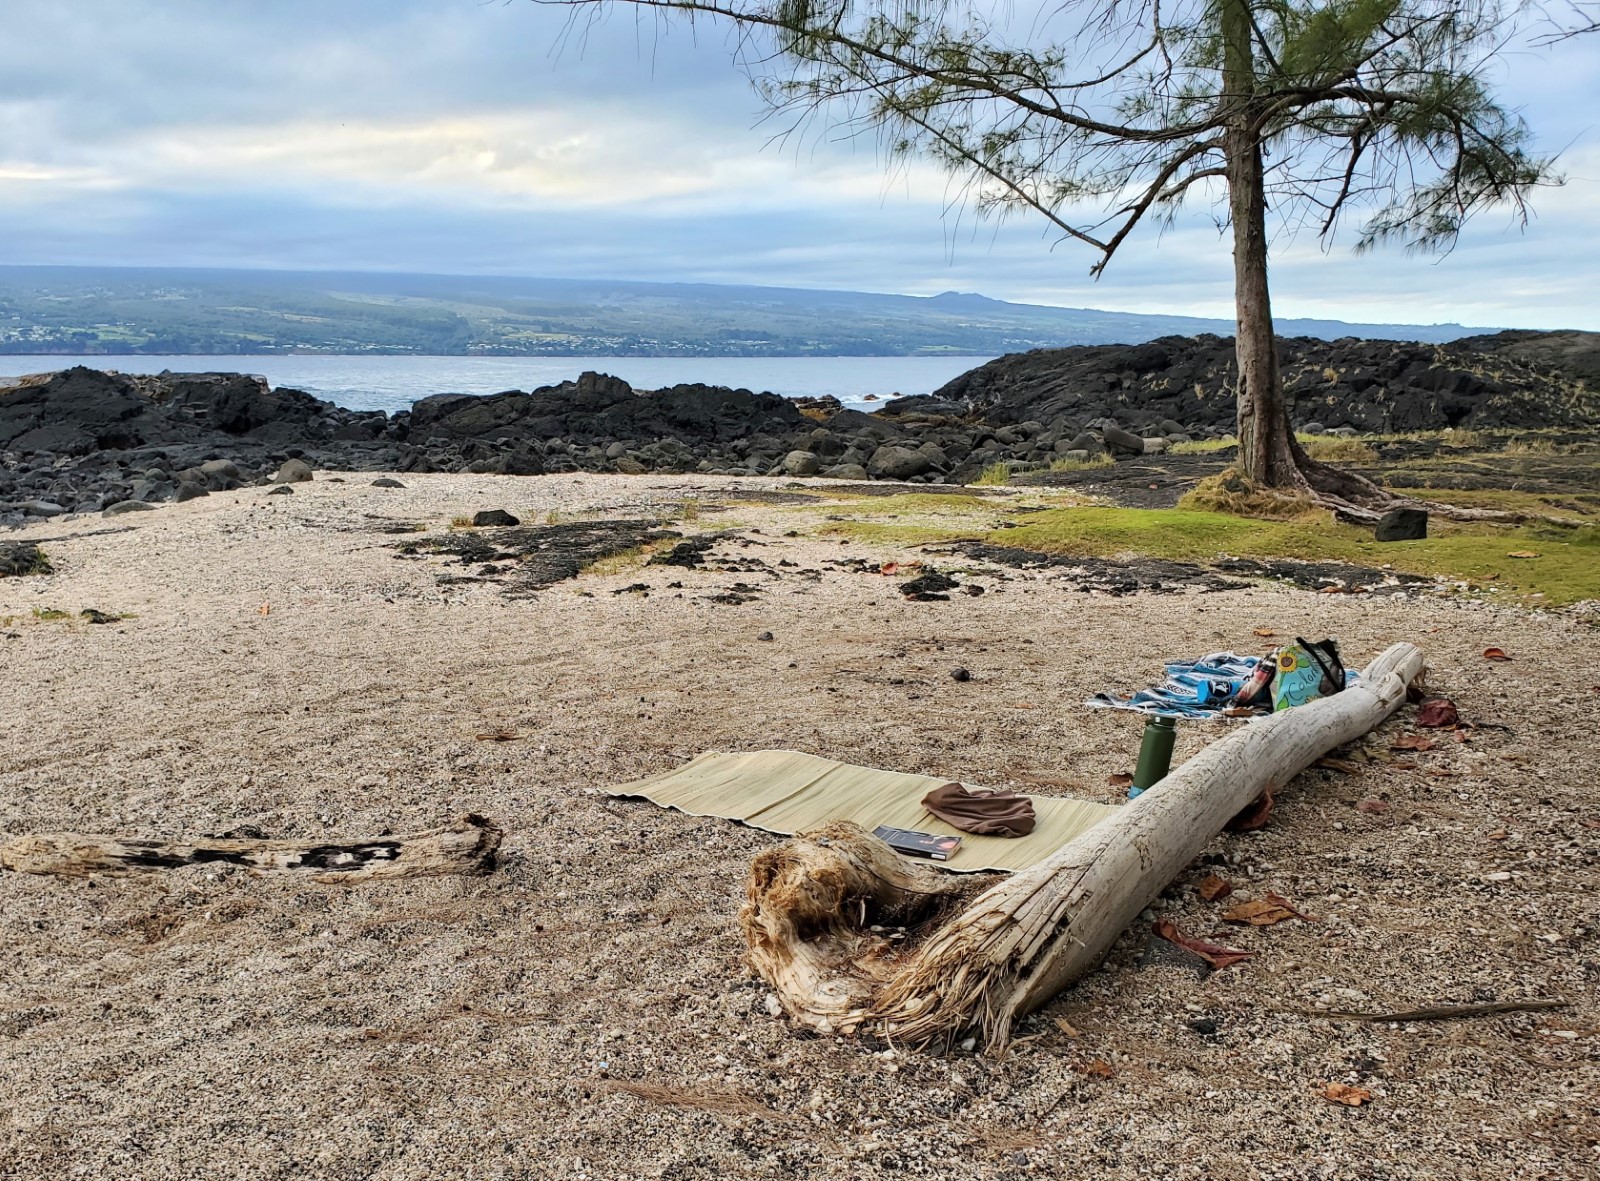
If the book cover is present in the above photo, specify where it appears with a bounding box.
[873,825,962,861]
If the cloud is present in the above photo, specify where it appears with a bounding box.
[0,0,1594,331]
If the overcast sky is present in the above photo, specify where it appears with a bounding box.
[1,0,1595,330]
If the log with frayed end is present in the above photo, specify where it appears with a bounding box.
[743,643,1426,1053]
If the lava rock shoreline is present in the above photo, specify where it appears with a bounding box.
[1,327,1594,526]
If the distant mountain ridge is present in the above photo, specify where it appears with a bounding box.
[0,264,1495,358]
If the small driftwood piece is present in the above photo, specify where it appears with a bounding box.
[0,812,501,882]
[1306,998,1571,1022]
[742,643,1426,1053]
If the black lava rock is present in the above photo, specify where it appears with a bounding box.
[1375,507,1428,541]
[472,509,521,527]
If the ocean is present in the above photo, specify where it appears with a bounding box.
[0,354,994,415]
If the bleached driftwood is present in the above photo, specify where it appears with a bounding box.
[742,642,1425,1052]
[0,812,501,883]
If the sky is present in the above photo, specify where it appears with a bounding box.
[1,0,1596,330]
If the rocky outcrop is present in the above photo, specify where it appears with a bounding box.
[2,329,1595,527]
[925,333,1600,434]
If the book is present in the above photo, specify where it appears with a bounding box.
[873,825,962,861]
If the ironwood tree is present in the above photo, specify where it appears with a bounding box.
[543,0,1554,504]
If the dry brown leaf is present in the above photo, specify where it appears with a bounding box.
[1222,899,1295,926]
[1506,551,1541,559]
[1416,698,1459,728]
[1317,757,1363,774]
[1053,1018,1081,1038]
[1355,799,1390,814]
[1388,760,1418,771]
[1224,892,1313,926]
[1107,772,1134,788]
[1197,873,1234,902]
[1227,785,1276,832]
[1252,628,1278,637]
[1582,818,1600,830]
[1078,1058,1114,1078]
[1151,918,1253,970]
[1321,1083,1371,1106]
[1483,647,1512,662]
[475,729,520,742]
[1390,734,1435,752]
[1486,829,1508,840]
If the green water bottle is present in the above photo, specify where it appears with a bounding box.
[1128,715,1177,799]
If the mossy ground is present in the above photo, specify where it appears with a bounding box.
[995,507,1600,605]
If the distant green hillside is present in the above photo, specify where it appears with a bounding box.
[0,265,1490,357]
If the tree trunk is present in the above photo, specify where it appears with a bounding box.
[1223,0,1300,489]
[743,643,1427,1053]
[0,813,502,882]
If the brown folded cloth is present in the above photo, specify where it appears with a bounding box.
[920,782,1037,838]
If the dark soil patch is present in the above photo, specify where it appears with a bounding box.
[939,543,1247,595]
[1213,557,1435,595]
[945,541,1431,596]
[396,520,680,594]
[0,542,51,578]
[815,482,1008,498]
[1015,454,1230,508]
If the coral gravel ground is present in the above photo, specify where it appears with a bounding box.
[0,473,1595,1180]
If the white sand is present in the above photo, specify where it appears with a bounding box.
[0,473,1594,1179]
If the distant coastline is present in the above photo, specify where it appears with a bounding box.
[0,264,1492,359]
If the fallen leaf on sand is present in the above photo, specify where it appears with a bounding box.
[1388,760,1417,770]
[1152,919,1253,970]
[1483,647,1512,662]
[1321,1083,1371,1106]
[1317,757,1363,774]
[1506,551,1541,559]
[475,729,521,742]
[1197,874,1234,902]
[1581,818,1600,831]
[1227,786,1276,832]
[1223,892,1312,926]
[1486,829,1508,840]
[1054,1019,1082,1038]
[1108,772,1134,788]
[1416,698,1459,728]
[1078,1058,1114,1078]
[1356,799,1390,814]
[1252,628,1278,637]
[1390,734,1435,752]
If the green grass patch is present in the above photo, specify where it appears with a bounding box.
[1402,487,1600,520]
[816,520,980,547]
[30,606,71,621]
[1171,436,1238,455]
[1048,452,1115,473]
[581,546,649,577]
[973,462,1013,486]
[993,507,1600,605]
[807,492,1000,547]
[814,492,993,514]
[1299,435,1378,464]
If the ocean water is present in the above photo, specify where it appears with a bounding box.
[0,354,994,415]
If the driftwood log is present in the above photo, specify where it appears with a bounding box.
[742,642,1426,1052]
[0,812,501,882]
